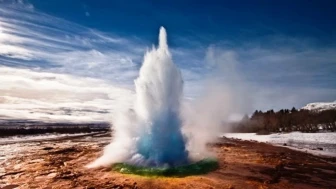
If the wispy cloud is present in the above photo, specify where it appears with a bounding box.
[0,0,34,10]
[0,0,335,118]
[0,4,145,86]
[0,2,206,121]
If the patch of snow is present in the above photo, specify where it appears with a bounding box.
[301,100,336,111]
[222,132,336,157]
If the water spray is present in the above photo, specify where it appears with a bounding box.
[88,27,218,176]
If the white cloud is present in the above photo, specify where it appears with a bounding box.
[0,44,33,60]
[0,66,134,122]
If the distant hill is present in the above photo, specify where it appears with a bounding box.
[0,119,111,136]
[302,101,336,111]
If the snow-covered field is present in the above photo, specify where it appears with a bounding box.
[223,132,336,157]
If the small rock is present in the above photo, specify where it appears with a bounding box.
[13,164,21,170]
[283,143,287,146]
[47,172,57,178]
[35,176,46,181]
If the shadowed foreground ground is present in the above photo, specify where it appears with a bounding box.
[1,133,336,189]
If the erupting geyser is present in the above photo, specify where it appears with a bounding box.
[88,27,217,173]
[132,26,188,166]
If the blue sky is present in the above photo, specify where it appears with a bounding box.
[0,0,335,113]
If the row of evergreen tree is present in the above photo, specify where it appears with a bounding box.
[231,108,336,133]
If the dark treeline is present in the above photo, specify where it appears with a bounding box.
[231,108,336,133]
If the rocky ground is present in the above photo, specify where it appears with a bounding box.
[1,133,336,189]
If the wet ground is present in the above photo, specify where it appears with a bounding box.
[1,133,336,189]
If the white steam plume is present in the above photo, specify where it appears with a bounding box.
[182,47,252,159]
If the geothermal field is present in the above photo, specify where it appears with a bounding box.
[1,27,336,189]
[1,132,336,189]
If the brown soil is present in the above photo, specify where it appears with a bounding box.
[1,134,335,189]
